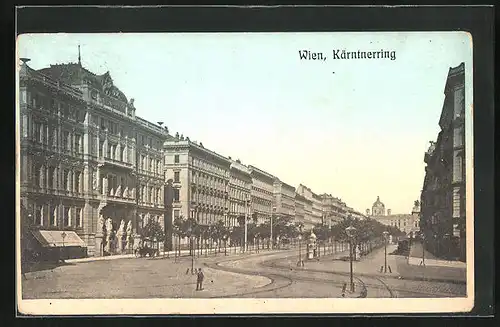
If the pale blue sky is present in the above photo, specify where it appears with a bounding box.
[17,32,473,214]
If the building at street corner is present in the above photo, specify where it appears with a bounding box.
[367,196,421,236]
[420,62,466,262]
[18,57,171,258]
[163,137,231,235]
[247,165,275,225]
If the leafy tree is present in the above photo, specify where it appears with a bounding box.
[141,219,165,252]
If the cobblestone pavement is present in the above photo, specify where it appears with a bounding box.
[22,253,270,299]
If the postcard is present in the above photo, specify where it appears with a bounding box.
[16,30,474,315]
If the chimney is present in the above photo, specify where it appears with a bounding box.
[387,209,392,216]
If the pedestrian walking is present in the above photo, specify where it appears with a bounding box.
[196,268,204,291]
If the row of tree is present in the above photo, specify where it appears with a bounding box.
[138,213,406,255]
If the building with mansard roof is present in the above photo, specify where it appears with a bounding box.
[18,56,171,258]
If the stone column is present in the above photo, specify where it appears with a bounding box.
[104,174,108,196]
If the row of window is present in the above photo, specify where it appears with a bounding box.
[140,154,162,174]
[229,187,250,202]
[30,119,84,154]
[32,164,83,193]
[190,187,227,207]
[230,175,250,189]
[252,185,274,197]
[389,220,419,228]
[191,157,228,178]
[102,174,134,199]
[190,170,228,191]
[139,184,163,204]
[89,114,162,150]
[27,91,85,123]
[33,204,82,228]
[229,202,248,216]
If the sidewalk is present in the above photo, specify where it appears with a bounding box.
[408,242,466,269]
[276,244,466,285]
[65,246,246,264]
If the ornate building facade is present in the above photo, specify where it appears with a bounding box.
[294,194,314,230]
[273,178,296,217]
[371,196,386,216]
[296,184,323,225]
[19,58,170,257]
[420,63,466,261]
[368,197,421,236]
[320,193,348,226]
[228,159,252,228]
[248,165,275,225]
[163,137,231,230]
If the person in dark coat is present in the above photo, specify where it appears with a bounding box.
[196,268,204,291]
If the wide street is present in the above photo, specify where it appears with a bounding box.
[22,244,466,299]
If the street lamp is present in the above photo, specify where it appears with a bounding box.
[421,234,426,266]
[297,233,303,267]
[187,226,195,275]
[61,231,67,262]
[345,225,357,293]
[223,233,228,256]
[382,231,389,273]
[271,207,276,250]
[443,233,451,259]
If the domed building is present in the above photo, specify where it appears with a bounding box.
[367,197,421,236]
[371,196,386,216]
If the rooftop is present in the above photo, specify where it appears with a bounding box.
[37,62,129,105]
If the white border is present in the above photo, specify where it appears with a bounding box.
[15,31,475,315]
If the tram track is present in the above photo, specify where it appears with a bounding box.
[204,250,370,298]
[203,249,460,298]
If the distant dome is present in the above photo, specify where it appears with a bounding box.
[373,196,384,207]
[371,196,386,216]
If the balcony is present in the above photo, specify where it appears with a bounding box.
[98,157,133,170]
[106,194,136,205]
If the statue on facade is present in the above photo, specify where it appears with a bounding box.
[129,98,135,107]
[97,214,105,235]
[116,219,126,253]
[126,220,133,251]
[105,218,114,254]
[92,171,98,190]
[175,132,179,139]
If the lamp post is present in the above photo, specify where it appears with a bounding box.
[382,231,389,273]
[187,226,195,274]
[244,198,250,253]
[421,234,425,266]
[297,233,303,267]
[271,207,276,250]
[345,225,357,292]
[443,233,451,259]
[61,231,67,261]
[223,234,228,256]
